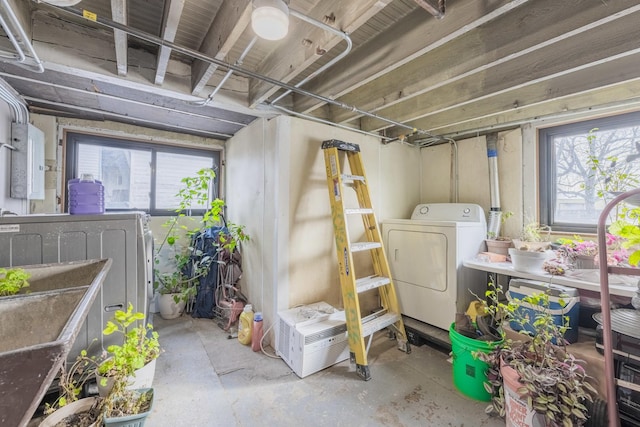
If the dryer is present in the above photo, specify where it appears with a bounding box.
[382,203,487,331]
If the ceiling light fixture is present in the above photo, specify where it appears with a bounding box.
[251,0,289,41]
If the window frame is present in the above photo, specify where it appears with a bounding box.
[539,110,640,234]
[65,132,221,216]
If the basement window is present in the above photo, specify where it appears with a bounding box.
[539,111,640,234]
[65,132,220,215]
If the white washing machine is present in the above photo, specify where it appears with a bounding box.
[382,203,487,331]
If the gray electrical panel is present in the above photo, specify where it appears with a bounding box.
[0,212,153,360]
[10,122,45,200]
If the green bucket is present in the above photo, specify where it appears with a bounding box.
[449,322,502,402]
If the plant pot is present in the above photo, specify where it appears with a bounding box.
[501,363,546,427]
[158,293,186,319]
[39,397,101,427]
[103,388,154,427]
[574,254,598,269]
[508,248,551,273]
[97,358,157,397]
[449,323,503,402]
[512,239,552,251]
[485,238,513,256]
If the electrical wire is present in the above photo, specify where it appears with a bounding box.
[259,320,280,359]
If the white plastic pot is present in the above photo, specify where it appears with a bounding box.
[508,248,551,273]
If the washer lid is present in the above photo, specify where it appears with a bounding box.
[410,203,485,222]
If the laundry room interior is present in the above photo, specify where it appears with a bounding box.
[2,0,640,426]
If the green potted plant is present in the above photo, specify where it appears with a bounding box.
[475,288,599,427]
[96,304,160,398]
[0,267,30,296]
[153,167,249,318]
[154,249,207,319]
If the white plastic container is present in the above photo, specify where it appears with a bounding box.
[508,248,551,273]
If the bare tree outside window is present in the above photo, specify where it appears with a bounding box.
[540,113,640,232]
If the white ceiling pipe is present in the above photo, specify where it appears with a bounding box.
[0,0,45,73]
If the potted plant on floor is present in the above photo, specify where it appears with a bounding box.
[96,303,160,398]
[40,349,104,427]
[475,288,599,427]
[154,249,206,319]
[154,167,249,319]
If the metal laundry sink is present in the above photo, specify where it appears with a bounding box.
[0,258,112,427]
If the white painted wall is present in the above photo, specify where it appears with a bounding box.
[421,129,524,238]
[225,115,421,342]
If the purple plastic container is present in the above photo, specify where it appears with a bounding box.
[68,174,105,215]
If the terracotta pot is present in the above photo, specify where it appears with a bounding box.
[485,238,513,256]
[500,363,546,427]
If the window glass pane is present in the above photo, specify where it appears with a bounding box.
[551,125,640,226]
[77,144,152,210]
[155,152,214,211]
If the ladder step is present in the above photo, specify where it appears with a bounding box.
[341,174,365,183]
[345,208,374,215]
[322,139,361,152]
[356,275,391,293]
[362,311,400,337]
[351,242,382,252]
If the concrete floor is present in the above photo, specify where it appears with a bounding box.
[145,315,505,427]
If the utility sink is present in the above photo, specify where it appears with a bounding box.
[0,258,112,427]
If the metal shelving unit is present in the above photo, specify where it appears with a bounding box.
[597,188,640,427]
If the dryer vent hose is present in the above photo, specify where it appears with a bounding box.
[486,133,501,238]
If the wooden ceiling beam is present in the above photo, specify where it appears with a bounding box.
[190,0,252,96]
[436,83,640,138]
[155,0,186,85]
[328,0,639,125]
[292,0,530,114]
[358,11,640,132]
[110,0,127,76]
[382,53,640,138]
[247,0,393,108]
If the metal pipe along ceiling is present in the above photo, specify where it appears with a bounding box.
[0,0,45,73]
[36,2,438,141]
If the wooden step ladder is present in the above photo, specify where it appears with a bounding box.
[322,139,410,381]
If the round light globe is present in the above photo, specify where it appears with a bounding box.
[251,0,289,41]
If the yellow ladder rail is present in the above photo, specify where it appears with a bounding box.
[322,139,410,381]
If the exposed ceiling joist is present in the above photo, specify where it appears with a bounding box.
[331,0,640,126]
[190,0,252,96]
[155,0,186,85]
[293,0,530,114]
[412,0,445,18]
[110,0,127,76]
[389,53,640,138]
[1,0,638,141]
